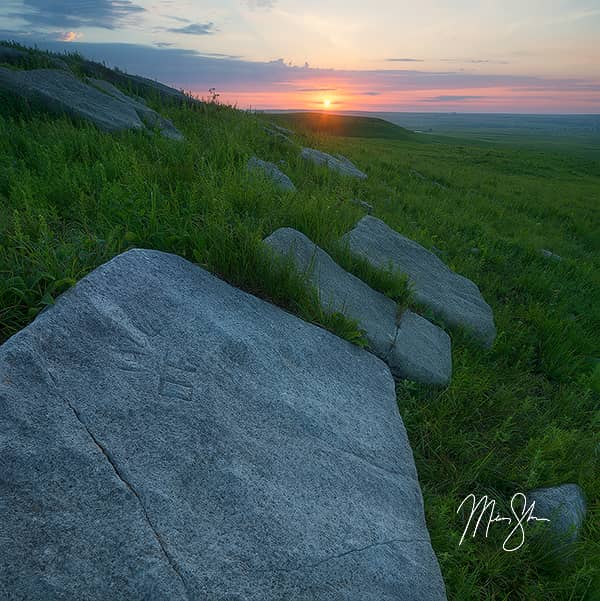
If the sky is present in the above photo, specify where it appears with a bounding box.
[1,0,599,113]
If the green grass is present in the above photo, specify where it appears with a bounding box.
[1,55,599,600]
[268,110,415,140]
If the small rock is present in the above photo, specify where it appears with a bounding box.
[541,249,562,262]
[528,484,586,548]
[350,199,374,214]
[409,169,447,189]
[264,126,293,144]
[264,227,452,385]
[247,157,296,192]
[270,123,294,136]
[470,247,480,255]
[301,147,367,179]
[341,216,496,348]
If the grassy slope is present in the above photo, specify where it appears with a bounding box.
[0,60,599,599]
[268,110,414,140]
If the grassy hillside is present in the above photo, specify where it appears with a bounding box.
[1,49,599,600]
[268,110,414,140]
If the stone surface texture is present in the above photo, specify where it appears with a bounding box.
[264,227,451,385]
[0,67,144,132]
[89,78,183,140]
[342,216,496,347]
[0,248,446,600]
[301,147,368,179]
[247,157,297,192]
[529,484,586,544]
[0,67,183,139]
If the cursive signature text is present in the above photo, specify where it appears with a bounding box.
[457,493,550,552]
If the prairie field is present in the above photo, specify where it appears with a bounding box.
[1,78,599,599]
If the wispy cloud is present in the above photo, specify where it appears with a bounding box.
[166,22,216,36]
[441,58,510,65]
[296,87,337,92]
[385,57,424,62]
[246,0,277,9]
[423,95,485,102]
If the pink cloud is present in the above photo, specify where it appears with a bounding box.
[59,31,83,42]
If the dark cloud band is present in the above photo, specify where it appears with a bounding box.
[9,0,145,29]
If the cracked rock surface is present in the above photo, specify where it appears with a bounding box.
[342,216,496,348]
[264,227,451,385]
[0,249,446,600]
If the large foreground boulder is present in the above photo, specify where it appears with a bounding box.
[0,249,446,600]
[301,147,367,179]
[0,68,182,139]
[264,228,451,385]
[342,216,496,347]
[247,156,296,192]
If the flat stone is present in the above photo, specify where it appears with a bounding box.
[0,249,447,600]
[0,67,183,139]
[351,198,374,213]
[0,67,144,132]
[409,169,447,190]
[270,123,294,136]
[89,78,183,140]
[389,311,452,387]
[528,484,586,545]
[264,126,293,144]
[301,147,367,179]
[541,249,562,262]
[342,216,496,347]
[247,157,296,192]
[264,227,451,385]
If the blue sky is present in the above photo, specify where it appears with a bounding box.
[1,0,599,112]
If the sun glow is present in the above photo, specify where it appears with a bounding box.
[323,98,332,108]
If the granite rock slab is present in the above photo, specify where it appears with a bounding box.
[264,227,451,385]
[0,248,446,600]
[342,216,496,347]
[247,157,297,192]
[301,147,367,179]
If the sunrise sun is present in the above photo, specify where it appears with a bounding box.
[323,98,331,108]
